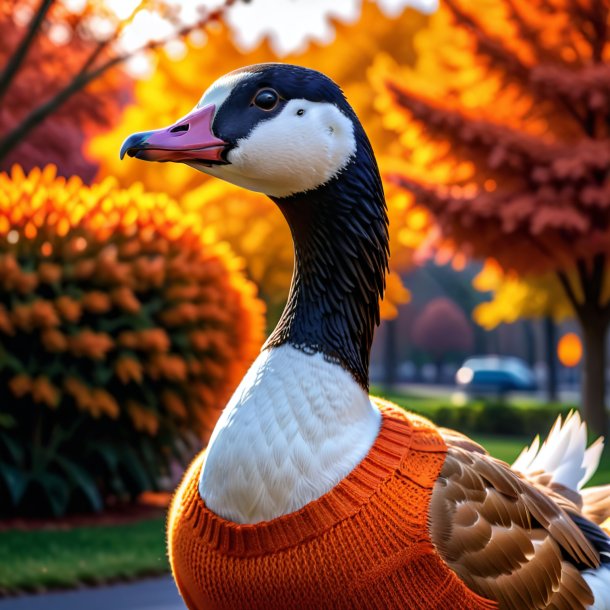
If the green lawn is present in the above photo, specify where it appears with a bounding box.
[371,386,577,414]
[2,392,610,596]
[0,517,168,595]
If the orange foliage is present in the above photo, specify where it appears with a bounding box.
[374,0,610,431]
[374,0,610,275]
[0,164,265,442]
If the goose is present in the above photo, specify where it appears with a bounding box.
[120,63,610,610]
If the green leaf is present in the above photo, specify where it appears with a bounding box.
[0,349,24,373]
[92,366,114,386]
[55,455,103,513]
[31,471,70,517]
[86,441,120,475]
[0,463,27,505]
[0,430,24,464]
[119,446,152,495]
[0,413,16,429]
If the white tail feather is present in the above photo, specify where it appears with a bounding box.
[512,411,605,491]
[583,565,610,610]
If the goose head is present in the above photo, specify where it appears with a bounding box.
[121,63,388,389]
[121,63,363,198]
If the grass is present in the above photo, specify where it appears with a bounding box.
[0,517,168,595]
[2,390,610,595]
[371,386,577,413]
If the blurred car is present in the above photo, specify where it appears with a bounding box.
[455,356,537,394]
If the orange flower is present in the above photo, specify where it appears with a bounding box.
[165,284,200,302]
[31,376,59,408]
[15,272,39,295]
[111,286,140,313]
[11,304,33,332]
[95,256,131,284]
[0,305,14,335]
[200,358,225,381]
[188,330,210,352]
[127,401,159,435]
[161,302,199,326]
[162,391,188,419]
[9,374,32,398]
[41,328,68,352]
[147,354,188,381]
[64,377,96,416]
[137,328,170,352]
[38,262,62,284]
[69,330,114,360]
[91,389,120,419]
[73,259,96,280]
[81,291,112,314]
[115,357,143,384]
[119,239,141,258]
[0,254,19,283]
[55,296,82,323]
[30,300,60,328]
[0,166,265,444]
[118,330,137,349]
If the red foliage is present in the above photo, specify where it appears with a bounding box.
[386,0,610,433]
[0,1,130,180]
[411,298,474,359]
[389,1,610,276]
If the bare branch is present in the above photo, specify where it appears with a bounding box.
[0,0,56,102]
[556,269,584,316]
[0,0,239,163]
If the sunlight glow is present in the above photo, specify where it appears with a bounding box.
[104,0,437,59]
[455,366,474,385]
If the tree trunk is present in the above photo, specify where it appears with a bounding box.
[382,318,398,391]
[543,316,558,403]
[579,314,609,437]
[523,320,536,367]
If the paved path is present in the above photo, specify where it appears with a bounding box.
[0,576,186,610]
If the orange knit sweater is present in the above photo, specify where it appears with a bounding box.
[168,402,498,610]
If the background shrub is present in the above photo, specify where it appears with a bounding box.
[0,165,265,517]
[374,389,575,439]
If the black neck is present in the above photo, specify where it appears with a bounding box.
[265,133,389,390]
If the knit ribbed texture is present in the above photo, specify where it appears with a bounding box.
[167,400,498,609]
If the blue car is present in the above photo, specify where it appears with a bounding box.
[456,356,537,394]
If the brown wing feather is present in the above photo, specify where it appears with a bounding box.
[580,485,610,526]
[430,440,601,610]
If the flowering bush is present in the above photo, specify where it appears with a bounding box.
[0,166,264,517]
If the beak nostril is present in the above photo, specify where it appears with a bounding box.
[170,124,190,134]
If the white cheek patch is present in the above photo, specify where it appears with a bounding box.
[220,100,357,197]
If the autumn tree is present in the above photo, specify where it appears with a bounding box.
[0,0,240,180]
[473,260,580,401]
[412,297,474,379]
[90,1,430,319]
[375,0,610,434]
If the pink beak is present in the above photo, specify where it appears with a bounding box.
[119,104,228,164]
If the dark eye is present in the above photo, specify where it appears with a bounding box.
[253,89,279,111]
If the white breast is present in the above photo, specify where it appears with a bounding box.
[198,345,381,524]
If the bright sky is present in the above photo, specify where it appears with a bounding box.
[111,0,437,60]
[222,0,437,55]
